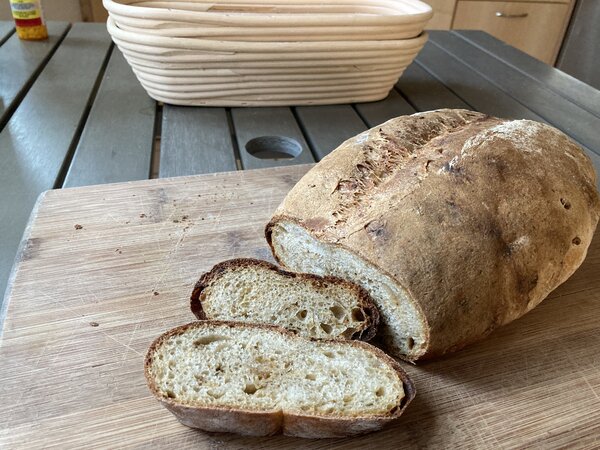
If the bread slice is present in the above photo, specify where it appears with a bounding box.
[145,320,415,438]
[190,258,379,341]
[266,109,600,361]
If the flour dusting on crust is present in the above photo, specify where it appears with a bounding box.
[461,120,564,157]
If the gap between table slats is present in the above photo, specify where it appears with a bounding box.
[0,21,14,46]
[0,22,70,131]
[63,48,157,188]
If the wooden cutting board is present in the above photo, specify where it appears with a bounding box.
[1,165,599,449]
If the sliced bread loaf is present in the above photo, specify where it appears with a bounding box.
[266,109,600,361]
[145,320,415,438]
[190,258,379,341]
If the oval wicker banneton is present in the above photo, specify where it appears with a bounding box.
[104,0,432,106]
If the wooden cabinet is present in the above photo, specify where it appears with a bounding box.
[423,0,574,65]
[80,0,109,22]
[422,0,456,29]
[453,1,571,64]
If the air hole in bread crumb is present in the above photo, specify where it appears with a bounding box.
[305,373,316,381]
[560,198,571,209]
[329,305,345,320]
[351,308,365,322]
[375,387,385,397]
[193,335,229,346]
[296,310,308,320]
[572,237,581,245]
[323,351,334,358]
[165,390,176,399]
[407,337,415,350]
[320,323,333,334]
[207,390,223,399]
[342,327,356,339]
[244,384,258,395]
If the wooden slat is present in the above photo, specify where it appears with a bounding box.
[396,61,471,111]
[231,107,315,170]
[0,21,14,46]
[159,106,237,177]
[455,30,600,118]
[0,23,112,307]
[64,48,156,187]
[354,89,416,128]
[0,22,69,128]
[294,105,366,160]
[416,41,545,121]
[429,31,600,156]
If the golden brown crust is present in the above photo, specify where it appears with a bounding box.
[266,109,600,360]
[190,258,380,341]
[144,320,415,438]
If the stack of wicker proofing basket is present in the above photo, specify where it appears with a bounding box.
[103,0,433,106]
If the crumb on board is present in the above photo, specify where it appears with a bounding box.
[153,291,159,296]
[89,321,99,327]
[74,224,83,230]
[140,213,147,218]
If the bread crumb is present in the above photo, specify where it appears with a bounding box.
[74,224,83,230]
[153,291,159,296]
[89,321,99,327]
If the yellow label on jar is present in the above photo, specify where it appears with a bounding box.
[10,1,42,20]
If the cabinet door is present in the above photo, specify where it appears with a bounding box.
[423,0,457,29]
[453,1,570,64]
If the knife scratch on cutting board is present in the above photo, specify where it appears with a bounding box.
[37,288,145,358]
[211,204,225,231]
[120,323,141,366]
[151,220,192,292]
[101,331,144,357]
[50,328,77,364]
[558,339,600,402]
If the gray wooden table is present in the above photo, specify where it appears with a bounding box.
[2,22,600,315]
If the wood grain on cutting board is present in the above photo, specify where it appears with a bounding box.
[0,165,599,449]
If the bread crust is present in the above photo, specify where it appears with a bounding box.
[266,109,600,360]
[190,258,380,341]
[145,320,416,438]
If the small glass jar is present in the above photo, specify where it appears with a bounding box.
[10,0,48,41]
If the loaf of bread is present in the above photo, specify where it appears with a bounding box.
[266,109,600,361]
[145,321,415,438]
[190,258,379,341]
